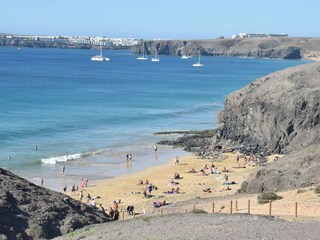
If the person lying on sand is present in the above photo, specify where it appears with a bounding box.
[164,187,180,194]
[168,180,179,186]
[222,181,236,185]
[203,187,213,193]
[222,167,231,172]
[153,200,170,209]
[172,172,182,179]
[199,169,208,176]
[210,167,220,174]
[232,166,246,168]
[187,168,197,173]
[222,186,232,191]
[202,164,209,170]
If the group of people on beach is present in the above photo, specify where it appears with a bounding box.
[126,153,133,161]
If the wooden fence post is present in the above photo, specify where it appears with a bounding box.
[235,200,238,211]
[230,201,233,214]
[122,211,125,220]
[160,208,163,215]
[193,204,196,211]
[212,202,215,214]
[133,212,135,218]
[269,200,272,216]
[295,202,298,218]
[248,199,250,214]
[185,209,188,213]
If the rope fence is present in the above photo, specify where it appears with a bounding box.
[120,199,320,221]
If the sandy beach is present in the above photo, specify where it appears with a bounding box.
[68,150,320,220]
[70,150,258,214]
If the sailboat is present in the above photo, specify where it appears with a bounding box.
[192,51,204,67]
[91,46,110,61]
[151,53,160,62]
[137,48,148,60]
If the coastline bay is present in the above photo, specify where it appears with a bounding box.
[0,46,309,191]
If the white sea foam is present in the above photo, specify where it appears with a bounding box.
[41,153,82,164]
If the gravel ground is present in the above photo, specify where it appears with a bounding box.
[56,213,320,240]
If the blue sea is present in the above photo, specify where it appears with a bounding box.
[0,47,309,190]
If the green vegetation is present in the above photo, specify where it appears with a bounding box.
[314,185,320,194]
[220,206,225,210]
[257,192,283,204]
[190,208,207,214]
[63,226,97,240]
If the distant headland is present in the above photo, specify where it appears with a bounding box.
[2,33,320,61]
[0,33,140,50]
[135,37,320,60]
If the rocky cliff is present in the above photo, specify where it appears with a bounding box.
[221,62,320,192]
[0,169,110,240]
[218,62,320,154]
[159,62,320,192]
[135,37,320,59]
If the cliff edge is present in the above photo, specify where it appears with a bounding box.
[0,168,110,239]
[159,62,320,193]
[220,62,320,192]
[136,37,320,59]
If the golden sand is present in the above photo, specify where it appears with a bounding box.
[70,152,258,213]
[67,151,320,220]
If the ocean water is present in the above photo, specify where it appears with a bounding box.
[0,47,309,190]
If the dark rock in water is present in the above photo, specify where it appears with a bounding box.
[0,168,110,240]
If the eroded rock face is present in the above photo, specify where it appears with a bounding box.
[218,62,320,154]
[0,169,110,240]
[217,62,320,193]
[135,37,320,59]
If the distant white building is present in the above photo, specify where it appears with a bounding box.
[232,32,288,39]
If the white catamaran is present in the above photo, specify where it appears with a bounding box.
[91,46,110,61]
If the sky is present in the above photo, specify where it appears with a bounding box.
[1,0,319,39]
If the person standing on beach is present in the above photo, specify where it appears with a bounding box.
[71,184,76,194]
[79,191,83,201]
[129,153,132,160]
[62,166,65,175]
[126,153,129,161]
[175,156,180,165]
[224,174,229,182]
[40,178,44,187]
[63,185,67,193]
[236,154,240,165]
[35,145,38,151]
[154,144,157,152]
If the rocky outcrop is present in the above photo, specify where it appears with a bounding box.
[135,37,320,59]
[0,168,110,240]
[218,62,320,154]
[159,62,320,192]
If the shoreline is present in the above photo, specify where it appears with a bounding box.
[69,150,259,214]
[27,145,189,192]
